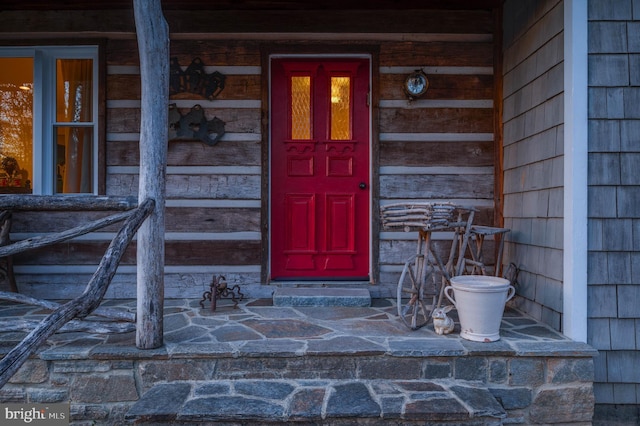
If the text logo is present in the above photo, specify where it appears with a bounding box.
[1,404,69,425]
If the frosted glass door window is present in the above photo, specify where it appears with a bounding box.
[330,76,350,140]
[291,76,311,140]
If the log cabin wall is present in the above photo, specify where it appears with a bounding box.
[0,5,499,299]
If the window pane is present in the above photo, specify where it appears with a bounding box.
[291,76,311,140]
[56,58,94,193]
[0,57,33,194]
[330,76,350,140]
[56,59,93,123]
[55,126,93,193]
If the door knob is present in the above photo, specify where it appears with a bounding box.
[359,182,367,189]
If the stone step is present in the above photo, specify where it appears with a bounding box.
[126,379,506,425]
[272,287,371,307]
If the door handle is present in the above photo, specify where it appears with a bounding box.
[359,182,367,190]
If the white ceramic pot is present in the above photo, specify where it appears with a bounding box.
[444,275,515,342]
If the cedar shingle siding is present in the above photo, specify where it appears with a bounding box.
[588,0,640,409]
[502,0,565,330]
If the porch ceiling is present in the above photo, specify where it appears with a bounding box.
[1,0,500,11]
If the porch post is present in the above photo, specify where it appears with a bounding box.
[133,0,169,349]
[563,0,588,343]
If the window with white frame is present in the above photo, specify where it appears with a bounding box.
[0,46,99,195]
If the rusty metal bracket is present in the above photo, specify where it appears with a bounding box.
[199,275,244,311]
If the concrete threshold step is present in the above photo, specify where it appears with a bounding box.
[272,287,371,307]
[126,379,506,425]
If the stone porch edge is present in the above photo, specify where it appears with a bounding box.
[31,337,597,361]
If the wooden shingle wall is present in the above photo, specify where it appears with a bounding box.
[502,0,564,330]
[3,7,497,299]
[587,0,640,409]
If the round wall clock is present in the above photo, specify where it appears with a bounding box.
[403,70,429,100]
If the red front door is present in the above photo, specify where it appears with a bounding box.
[270,57,370,280]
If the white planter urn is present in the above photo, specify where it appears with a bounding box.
[444,275,515,342]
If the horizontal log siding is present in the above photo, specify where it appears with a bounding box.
[15,241,261,266]
[7,38,266,299]
[12,208,260,234]
[105,39,262,297]
[4,8,497,298]
[106,74,262,101]
[108,140,261,166]
[378,44,496,285]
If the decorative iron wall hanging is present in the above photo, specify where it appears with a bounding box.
[169,104,226,146]
[170,57,226,100]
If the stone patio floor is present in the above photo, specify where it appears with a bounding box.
[0,297,582,354]
[0,298,597,425]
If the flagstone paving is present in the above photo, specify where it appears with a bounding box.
[0,298,596,425]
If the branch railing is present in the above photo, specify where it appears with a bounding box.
[0,196,154,388]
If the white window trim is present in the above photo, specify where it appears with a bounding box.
[0,45,99,195]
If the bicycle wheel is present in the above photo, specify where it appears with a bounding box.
[396,258,431,330]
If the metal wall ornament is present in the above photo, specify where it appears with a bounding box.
[170,57,226,100]
[169,103,226,146]
[403,69,429,101]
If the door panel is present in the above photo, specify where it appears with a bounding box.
[270,58,370,280]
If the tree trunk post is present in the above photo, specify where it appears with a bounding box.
[133,0,169,349]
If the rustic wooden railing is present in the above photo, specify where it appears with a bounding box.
[0,210,17,292]
[0,196,154,388]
